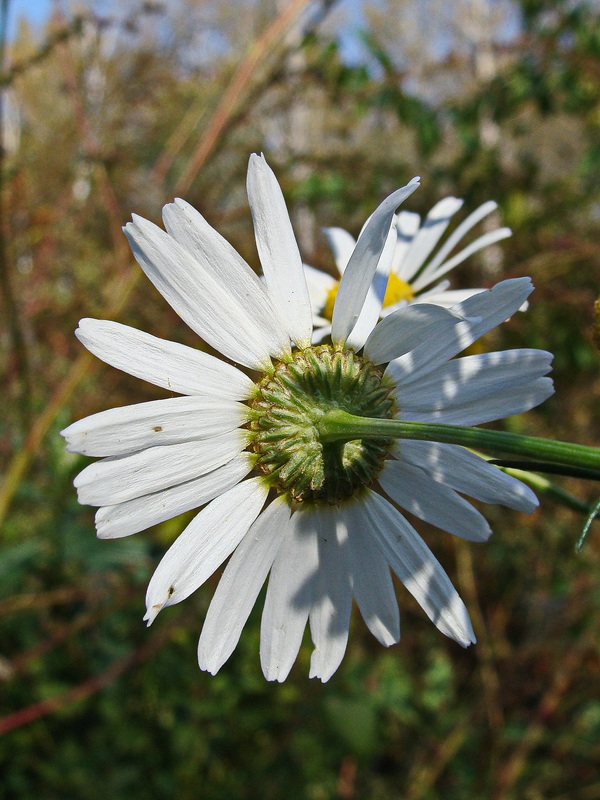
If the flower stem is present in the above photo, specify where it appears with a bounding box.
[576,495,600,551]
[317,409,600,472]
[487,460,600,481]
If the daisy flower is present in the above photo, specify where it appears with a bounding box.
[305,195,512,342]
[62,154,553,682]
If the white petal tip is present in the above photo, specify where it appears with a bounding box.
[309,670,334,683]
[74,320,95,341]
[456,626,477,647]
[198,660,219,676]
[143,603,163,626]
[367,619,400,647]
[124,215,150,236]
[263,667,290,683]
[75,489,93,506]
[248,152,268,171]
[379,632,401,648]
[198,647,223,675]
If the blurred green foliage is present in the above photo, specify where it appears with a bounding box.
[1,0,600,798]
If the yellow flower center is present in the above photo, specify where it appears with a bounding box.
[383,273,416,306]
[322,273,415,322]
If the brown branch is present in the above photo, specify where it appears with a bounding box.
[173,0,317,196]
[454,538,505,731]
[491,634,596,800]
[405,714,475,800]
[0,16,86,88]
[0,267,138,525]
[0,0,334,527]
[7,609,103,679]
[54,13,129,261]
[4,582,140,679]
[1,0,32,430]
[0,616,177,736]
[0,585,104,616]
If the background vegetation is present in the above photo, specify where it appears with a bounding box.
[1,0,599,797]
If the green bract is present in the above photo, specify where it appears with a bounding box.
[249,346,397,503]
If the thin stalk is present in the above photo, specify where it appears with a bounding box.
[317,410,600,472]
[576,495,600,552]
[496,467,592,516]
[0,0,32,429]
[488,459,600,482]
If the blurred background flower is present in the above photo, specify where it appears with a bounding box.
[304,195,512,341]
[1,0,599,797]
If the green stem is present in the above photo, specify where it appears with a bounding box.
[317,410,600,472]
[488,460,600,482]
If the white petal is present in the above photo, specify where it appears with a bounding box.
[144,477,268,624]
[380,459,492,542]
[162,198,291,358]
[303,263,337,318]
[396,349,553,411]
[62,395,249,457]
[385,278,534,385]
[450,277,533,337]
[381,280,451,316]
[345,219,398,350]
[311,323,333,344]
[95,452,255,539]
[391,210,420,279]
[74,429,249,506]
[344,499,400,646]
[322,227,356,275]
[198,495,290,674]
[412,200,500,285]
[413,228,512,291]
[384,282,475,316]
[75,319,255,399]
[260,506,319,682]
[124,215,275,370]
[394,196,463,284]
[393,440,538,513]
[409,287,485,308]
[364,490,476,647]
[246,154,313,348]
[331,177,420,347]
[308,504,353,682]
[364,303,468,366]
[403,376,554,425]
